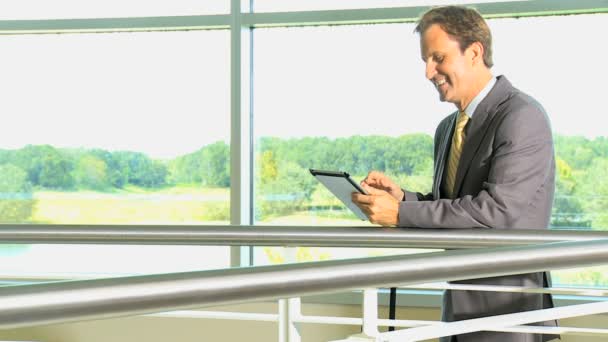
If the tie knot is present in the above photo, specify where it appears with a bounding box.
[456,111,469,130]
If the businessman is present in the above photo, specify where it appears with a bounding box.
[352,6,558,342]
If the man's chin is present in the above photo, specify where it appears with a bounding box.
[438,92,455,104]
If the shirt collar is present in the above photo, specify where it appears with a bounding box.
[464,76,497,118]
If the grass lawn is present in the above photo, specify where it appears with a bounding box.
[21,186,608,288]
[32,185,230,224]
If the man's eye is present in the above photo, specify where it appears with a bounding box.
[434,55,444,63]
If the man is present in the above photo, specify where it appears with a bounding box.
[352,6,558,342]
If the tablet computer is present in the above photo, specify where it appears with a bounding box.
[309,169,369,220]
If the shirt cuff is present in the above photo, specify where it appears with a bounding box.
[403,190,420,202]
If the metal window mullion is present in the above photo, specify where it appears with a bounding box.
[1,0,606,33]
[243,0,608,28]
[0,15,231,34]
[230,0,253,267]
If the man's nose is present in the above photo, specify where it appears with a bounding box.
[425,61,437,80]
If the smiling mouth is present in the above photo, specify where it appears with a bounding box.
[433,79,449,94]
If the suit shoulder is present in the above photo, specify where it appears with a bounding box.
[500,86,547,119]
[495,89,553,140]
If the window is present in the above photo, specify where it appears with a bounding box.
[489,13,608,288]
[0,30,231,276]
[252,13,608,288]
[252,24,448,265]
[1,3,606,289]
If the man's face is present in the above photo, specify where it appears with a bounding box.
[420,24,476,109]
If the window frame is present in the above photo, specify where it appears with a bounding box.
[0,0,606,268]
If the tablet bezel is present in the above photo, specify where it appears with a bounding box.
[309,169,369,195]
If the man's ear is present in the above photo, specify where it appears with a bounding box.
[467,41,484,66]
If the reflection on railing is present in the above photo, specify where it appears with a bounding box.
[0,226,608,341]
[0,237,606,339]
[1,224,608,247]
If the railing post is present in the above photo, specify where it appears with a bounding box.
[279,298,302,342]
[362,289,379,337]
[327,289,379,342]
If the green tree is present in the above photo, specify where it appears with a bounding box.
[200,142,230,187]
[259,150,278,184]
[12,145,74,189]
[89,149,129,188]
[577,157,608,230]
[74,155,109,190]
[167,150,203,185]
[0,164,35,223]
[256,161,317,220]
[551,158,590,228]
[554,135,594,170]
[39,152,74,189]
[385,134,434,176]
[115,151,167,188]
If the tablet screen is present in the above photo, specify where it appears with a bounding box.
[309,169,368,220]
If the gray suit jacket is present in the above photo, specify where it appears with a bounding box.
[400,76,558,342]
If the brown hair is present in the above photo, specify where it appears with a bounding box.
[415,6,493,68]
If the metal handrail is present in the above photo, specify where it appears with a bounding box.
[0,238,607,330]
[1,224,607,248]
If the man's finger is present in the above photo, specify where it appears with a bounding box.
[363,171,382,185]
[362,183,384,195]
[352,192,373,204]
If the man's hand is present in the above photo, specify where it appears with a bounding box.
[352,184,400,226]
[362,171,405,201]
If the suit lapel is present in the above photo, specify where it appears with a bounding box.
[452,76,511,196]
[452,111,492,196]
[433,112,457,199]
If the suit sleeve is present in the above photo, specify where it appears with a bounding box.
[398,100,554,229]
[404,190,433,201]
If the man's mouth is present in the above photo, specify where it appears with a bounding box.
[433,78,450,94]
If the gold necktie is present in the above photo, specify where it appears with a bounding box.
[445,111,469,198]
